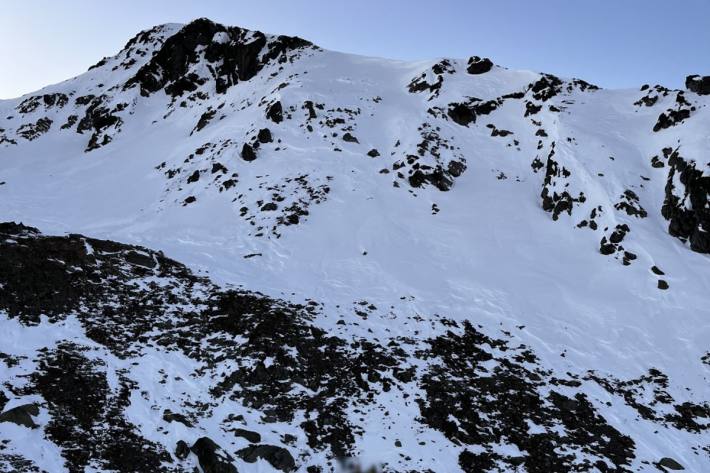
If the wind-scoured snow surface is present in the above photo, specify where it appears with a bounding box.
[0,18,708,472]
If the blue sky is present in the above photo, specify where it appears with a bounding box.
[1,0,708,98]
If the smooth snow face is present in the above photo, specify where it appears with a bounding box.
[0,19,708,473]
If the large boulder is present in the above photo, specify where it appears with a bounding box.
[658,457,684,470]
[0,404,39,428]
[342,132,359,143]
[175,440,190,460]
[257,128,273,143]
[266,101,283,123]
[162,409,192,427]
[685,75,710,95]
[237,444,296,472]
[191,437,238,473]
[231,428,261,443]
[241,143,257,162]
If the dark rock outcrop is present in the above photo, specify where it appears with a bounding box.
[615,189,647,218]
[654,109,691,132]
[303,100,317,119]
[241,142,257,161]
[186,170,200,184]
[0,222,401,459]
[408,167,455,192]
[447,160,466,177]
[237,444,296,472]
[686,75,710,95]
[17,117,53,141]
[658,457,684,470]
[193,109,216,133]
[447,98,501,127]
[418,321,636,472]
[232,428,261,443]
[163,409,192,427]
[661,149,710,253]
[191,437,238,473]
[29,341,173,471]
[600,224,630,256]
[125,18,312,96]
[466,56,493,75]
[60,115,78,130]
[540,144,585,220]
[407,60,454,98]
[76,96,123,151]
[653,92,694,132]
[448,102,476,126]
[0,404,39,428]
[175,440,191,460]
[529,74,563,101]
[16,93,68,114]
[342,132,359,143]
[257,128,273,143]
[266,101,284,123]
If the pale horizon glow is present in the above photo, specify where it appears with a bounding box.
[1,0,709,99]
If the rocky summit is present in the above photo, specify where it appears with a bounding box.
[0,18,709,473]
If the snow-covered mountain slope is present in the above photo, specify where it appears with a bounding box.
[0,18,708,472]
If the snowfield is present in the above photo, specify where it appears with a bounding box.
[0,18,708,472]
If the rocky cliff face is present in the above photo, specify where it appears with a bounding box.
[0,18,708,473]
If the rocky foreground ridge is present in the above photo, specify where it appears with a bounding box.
[0,222,707,472]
